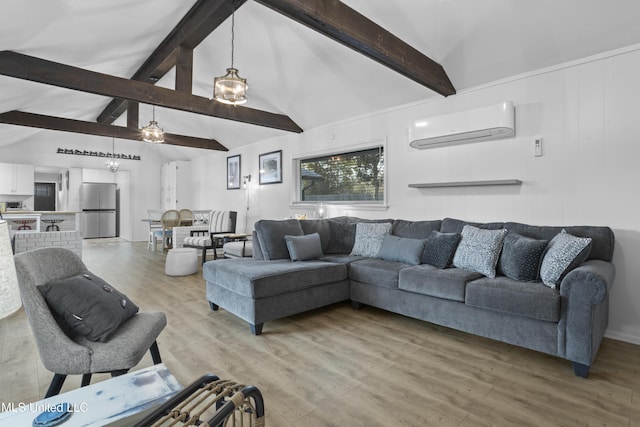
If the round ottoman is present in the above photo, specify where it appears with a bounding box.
[165,247,198,276]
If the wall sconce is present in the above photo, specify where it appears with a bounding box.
[242,174,251,189]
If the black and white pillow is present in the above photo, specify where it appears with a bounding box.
[540,230,592,288]
[452,225,508,278]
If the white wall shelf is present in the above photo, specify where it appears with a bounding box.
[408,179,522,188]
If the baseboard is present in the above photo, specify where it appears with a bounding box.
[604,330,640,345]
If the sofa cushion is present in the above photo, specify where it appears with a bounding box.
[440,218,505,233]
[38,273,139,342]
[254,219,303,260]
[498,232,548,282]
[351,222,392,257]
[399,266,483,302]
[504,222,614,262]
[465,277,561,322]
[285,233,323,261]
[349,258,407,289]
[203,259,347,299]
[391,219,442,239]
[422,231,461,268]
[300,219,331,252]
[325,217,393,254]
[376,234,426,266]
[540,230,592,288]
[452,226,508,278]
[326,220,357,254]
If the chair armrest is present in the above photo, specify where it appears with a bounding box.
[559,259,615,365]
[559,259,615,303]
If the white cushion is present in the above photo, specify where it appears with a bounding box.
[184,236,212,247]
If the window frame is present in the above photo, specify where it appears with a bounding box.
[291,138,388,210]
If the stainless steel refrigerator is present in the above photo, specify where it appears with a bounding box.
[81,183,117,238]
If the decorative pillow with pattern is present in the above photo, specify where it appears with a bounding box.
[540,230,592,288]
[452,225,508,278]
[498,232,548,282]
[422,231,461,268]
[350,222,392,257]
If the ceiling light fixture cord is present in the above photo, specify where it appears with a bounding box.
[213,0,247,105]
[230,0,235,69]
[106,136,120,173]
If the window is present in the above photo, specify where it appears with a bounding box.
[297,146,384,203]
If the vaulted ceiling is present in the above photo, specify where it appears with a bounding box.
[1,0,640,157]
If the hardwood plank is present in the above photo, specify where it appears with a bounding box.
[256,0,456,97]
[0,51,303,133]
[2,239,640,426]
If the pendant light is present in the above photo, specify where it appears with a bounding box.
[105,137,120,173]
[213,0,247,106]
[141,105,165,143]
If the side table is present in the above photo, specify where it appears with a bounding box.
[0,364,182,427]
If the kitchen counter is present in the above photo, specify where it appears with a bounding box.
[2,213,41,232]
[3,212,80,232]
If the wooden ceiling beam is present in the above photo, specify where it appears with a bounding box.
[127,101,139,129]
[0,51,303,133]
[97,0,248,124]
[0,111,228,151]
[175,46,194,94]
[255,0,456,97]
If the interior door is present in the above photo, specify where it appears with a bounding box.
[34,182,56,211]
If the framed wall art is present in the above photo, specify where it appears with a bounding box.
[259,150,282,185]
[227,155,241,190]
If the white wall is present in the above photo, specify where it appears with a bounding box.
[0,133,169,242]
[191,45,640,344]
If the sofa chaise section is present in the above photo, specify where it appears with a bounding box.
[203,258,348,335]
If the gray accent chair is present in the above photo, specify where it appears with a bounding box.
[14,247,167,397]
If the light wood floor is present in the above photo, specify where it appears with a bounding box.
[2,240,639,426]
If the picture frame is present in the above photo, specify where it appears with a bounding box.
[227,155,241,190]
[259,150,283,185]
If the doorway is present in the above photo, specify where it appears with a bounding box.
[34,182,56,211]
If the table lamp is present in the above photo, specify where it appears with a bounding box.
[0,220,21,318]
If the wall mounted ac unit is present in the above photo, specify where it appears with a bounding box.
[409,101,515,149]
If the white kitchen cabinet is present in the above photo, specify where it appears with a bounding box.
[0,163,34,196]
[160,160,191,210]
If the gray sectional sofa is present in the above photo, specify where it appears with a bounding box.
[202,216,615,377]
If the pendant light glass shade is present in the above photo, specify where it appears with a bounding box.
[105,137,120,173]
[142,105,165,143]
[214,68,247,105]
[213,0,247,106]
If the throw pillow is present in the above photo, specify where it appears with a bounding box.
[376,234,426,265]
[326,220,357,254]
[254,219,304,260]
[38,273,139,342]
[350,222,392,257]
[285,233,324,261]
[422,231,461,269]
[452,225,508,278]
[498,232,548,282]
[540,230,592,288]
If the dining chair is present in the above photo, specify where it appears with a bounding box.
[158,210,180,251]
[178,209,193,226]
[147,209,164,251]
